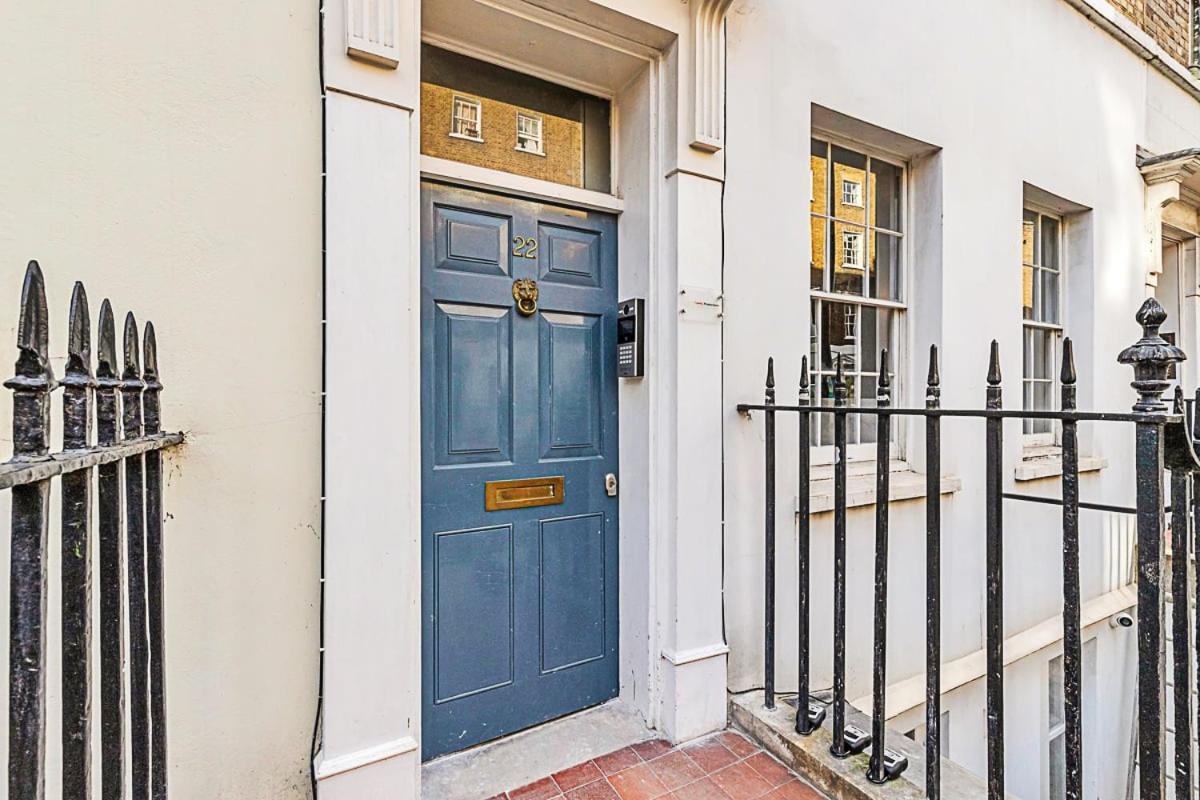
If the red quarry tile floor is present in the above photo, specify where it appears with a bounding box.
[492,730,826,800]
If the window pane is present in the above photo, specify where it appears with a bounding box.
[871,159,903,232]
[1023,209,1039,265]
[860,308,894,374]
[1049,654,1065,727]
[811,217,827,290]
[811,139,828,215]
[1049,734,1065,800]
[1025,327,1053,380]
[1022,264,1034,321]
[1041,216,1060,270]
[832,222,866,295]
[1039,268,1060,324]
[870,232,902,301]
[819,301,858,371]
[859,375,878,443]
[830,146,868,224]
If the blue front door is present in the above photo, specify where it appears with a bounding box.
[420,182,619,760]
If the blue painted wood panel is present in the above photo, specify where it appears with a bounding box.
[421,182,619,760]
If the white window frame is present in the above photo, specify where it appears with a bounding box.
[1022,205,1064,446]
[841,178,863,207]
[809,134,909,465]
[450,95,483,142]
[515,112,544,155]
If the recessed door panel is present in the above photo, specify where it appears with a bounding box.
[538,223,602,287]
[539,514,606,673]
[435,204,512,277]
[539,312,602,460]
[434,303,512,466]
[433,525,514,703]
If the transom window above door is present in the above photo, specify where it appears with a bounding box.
[809,137,906,449]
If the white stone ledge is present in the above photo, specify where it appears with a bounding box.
[1014,450,1107,481]
[807,461,961,515]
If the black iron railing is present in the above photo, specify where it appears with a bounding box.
[3,261,183,800]
[737,298,1195,800]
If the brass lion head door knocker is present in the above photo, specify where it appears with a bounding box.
[512,279,538,316]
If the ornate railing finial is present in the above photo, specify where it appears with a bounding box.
[1061,337,1077,412]
[764,357,775,406]
[986,340,1002,410]
[798,355,810,406]
[926,344,941,409]
[1118,297,1185,413]
[878,348,891,406]
[834,353,848,407]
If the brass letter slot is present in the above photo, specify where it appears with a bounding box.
[485,476,565,511]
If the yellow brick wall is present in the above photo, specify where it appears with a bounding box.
[420,83,584,187]
[1109,0,1192,67]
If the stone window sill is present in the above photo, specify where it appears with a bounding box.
[1014,445,1107,482]
[807,459,962,515]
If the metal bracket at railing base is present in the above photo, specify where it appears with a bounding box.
[832,724,872,758]
[795,701,826,735]
[867,749,910,784]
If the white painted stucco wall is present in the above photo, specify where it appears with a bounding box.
[722,0,1200,796]
[0,2,322,798]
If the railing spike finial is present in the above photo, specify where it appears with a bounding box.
[834,353,848,407]
[1061,337,1077,412]
[123,312,142,383]
[66,282,93,380]
[878,348,891,404]
[1173,385,1185,415]
[799,355,810,405]
[765,357,775,405]
[97,300,117,381]
[1118,297,1186,413]
[926,344,941,409]
[986,340,1002,410]
[11,260,53,384]
[143,321,159,386]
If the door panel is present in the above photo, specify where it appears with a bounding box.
[434,303,513,466]
[539,514,606,673]
[539,313,602,459]
[433,525,514,703]
[421,182,619,760]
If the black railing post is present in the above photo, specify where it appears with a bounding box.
[925,344,942,800]
[868,350,894,783]
[831,354,851,758]
[985,341,1005,800]
[1060,338,1084,800]
[61,283,94,800]
[143,322,168,800]
[122,313,151,800]
[96,300,125,800]
[1194,389,1200,790]
[764,358,776,710]
[6,261,55,800]
[796,357,822,734]
[1118,296,1184,800]
[1170,388,1192,800]
[94,299,124,800]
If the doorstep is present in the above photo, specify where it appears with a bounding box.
[489,729,827,800]
[422,700,657,800]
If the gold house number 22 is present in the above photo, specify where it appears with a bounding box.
[512,236,538,259]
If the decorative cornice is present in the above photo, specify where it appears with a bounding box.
[689,0,734,153]
[345,0,402,69]
[1139,147,1200,188]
